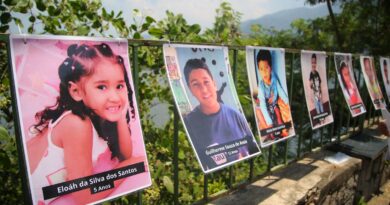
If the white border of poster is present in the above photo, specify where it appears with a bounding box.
[360,55,385,110]
[163,44,261,173]
[334,53,366,117]
[379,57,390,102]
[9,34,151,205]
[245,46,295,147]
[301,50,334,130]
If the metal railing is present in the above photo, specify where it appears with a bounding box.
[0,34,384,204]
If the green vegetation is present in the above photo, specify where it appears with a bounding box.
[0,0,389,204]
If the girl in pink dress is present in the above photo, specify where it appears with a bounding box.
[28,43,143,204]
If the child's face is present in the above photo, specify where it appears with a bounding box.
[341,66,352,86]
[79,60,129,122]
[188,68,218,109]
[311,57,317,71]
[258,60,271,85]
[364,59,374,81]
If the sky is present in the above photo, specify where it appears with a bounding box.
[102,0,309,29]
[9,0,313,35]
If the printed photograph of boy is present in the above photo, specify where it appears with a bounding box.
[246,47,295,147]
[334,53,366,117]
[9,35,151,205]
[360,56,385,110]
[301,51,334,130]
[380,57,390,102]
[163,44,260,173]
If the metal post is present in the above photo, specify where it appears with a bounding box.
[367,101,373,126]
[321,54,330,146]
[329,60,339,141]
[132,45,143,205]
[346,109,351,135]
[336,79,344,141]
[232,49,238,84]
[137,191,142,205]
[203,174,209,202]
[132,45,140,102]
[228,167,234,189]
[297,125,303,158]
[284,53,294,163]
[284,140,289,165]
[267,145,273,171]
[357,69,365,131]
[228,48,238,189]
[249,158,254,181]
[320,127,324,147]
[337,108,344,141]
[173,106,179,205]
[289,53,295,102]
[309,130,314,151]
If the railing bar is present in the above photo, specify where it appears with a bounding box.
[285,53,295,164]
[137,191,142,205]
[232,49,238,84]
[131,45,140,102]
[284,140,289,165]
[203,174,209,202]
[267,145,273,171]
[309,130,313,151]
[249,158,254,181]
[320,127,324,147]
[297,124,302,158]
[228,167,233,189]
[228,48,238,189]
[337,104,344,142]
[173,106,180,205]
[329,55,338,141]
[321,54,330,146]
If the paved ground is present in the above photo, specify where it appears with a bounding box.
[368,179,390,205]
[209,150,361,205]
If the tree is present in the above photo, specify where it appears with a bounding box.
[203,1,242,44]
[305,0,344,50]
[148,10,202,42]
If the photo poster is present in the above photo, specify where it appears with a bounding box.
[245,46,295,147]
[360,56,386,110]
[379,57,390,102]
[163,44,261,173]
[334,53,366,117]
[9,35,151,205]
[300,50,334,130]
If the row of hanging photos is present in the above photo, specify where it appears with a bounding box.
[163,44,389,173]
[6,35,390,205]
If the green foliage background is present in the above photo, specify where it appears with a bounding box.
[0,0,389,204]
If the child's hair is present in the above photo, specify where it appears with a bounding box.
[256,49,272,67]
[33,43,135,160]
[183,58,213,86]
[339,61,351,96]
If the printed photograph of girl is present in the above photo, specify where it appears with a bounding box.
[246,47,295,147]
[380,57,390,102]
[360,56,385,110]
[334,53,366,117]
[9,35,151,205]
[163,44,261,173]
[301,51,334,130]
